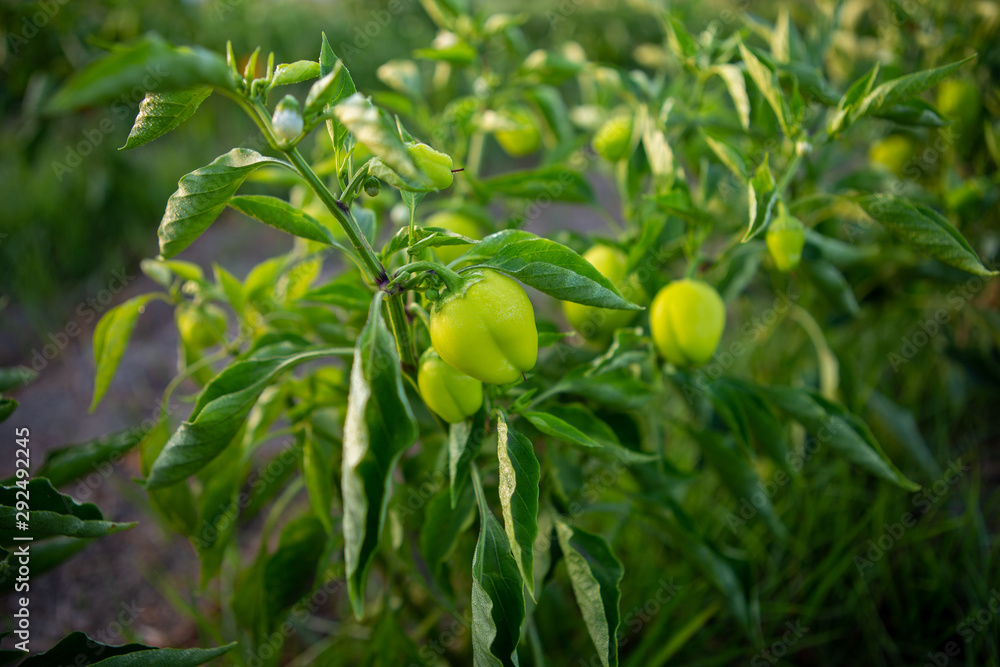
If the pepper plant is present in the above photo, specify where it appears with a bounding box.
[8,1,999,665]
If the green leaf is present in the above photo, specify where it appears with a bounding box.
[852,56,976,123]
[449,415,487,508]
[0,367,36,392]
[853,194,996,277]
[229,195,336,245]
[0,479,134,540]
[743,154,775,242]
[712,65,751,129]
[452,229,537,265]
[19,632,235,667]
[334,94,429,190]
[524,408,603,449]
[471,238,642,310]
[479,166,594,203]
[263,516,328,625]
[702,131,748,180]
[301,427,337,535]
[801,257,860,316]
[342,293,418,619]
[555,519,624,667]
[0,537,91,595]
[46,34,235,113]
[301,281,372,311]
[827,63,879,136]
[120,87,212,150]
[666,16,698,59]
[419,483,476,597]
[91,294,160,411]
[496,413,540,600]
[271,60,321,87]
[146,341,352,489]
[361,612,424,666]
[694,429,787,538]
[32,430,142,488]
[159,149,294,257]
[0,400,16,424]
[738,41,791,137]
[139,416,199,537]
[381,225,479,260]
[305,59,357,118]
[760,386,920,491]
[471,473,525,667]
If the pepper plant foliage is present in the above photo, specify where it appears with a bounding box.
[33,2,997,665]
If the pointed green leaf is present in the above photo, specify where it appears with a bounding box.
[271,60,321,87]
[342,293,418,619]
[420,483,476,596]
[852,56,975,122]
[471,473,525,667]
[472,238,641,310]
[32,430,142,488]
[158,149,294,258]
[738,41,791,136]
[479,166,594,203]
[496,413,540,600]
[712,64,751,129]
[854,193,997,277]
[120,87,212,150]
[743,154,775,242]
[555,519,624,667]
[19,632,235,667]
[761,385,920,491]
[449,415,487,508]
[146,341,352,489]
[0,400,16,424]
[229,195,336,245]
[46,35,235,113]
[0,479,134,540]
[91,294,161,411]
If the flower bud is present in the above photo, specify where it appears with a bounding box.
[272,95,303,144]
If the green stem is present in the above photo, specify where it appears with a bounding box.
[284,148,386,284]
[386,294,417,371]
[394,261,466,295]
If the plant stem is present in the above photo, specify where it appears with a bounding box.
[285,148,386,284]
[394,261,466,294]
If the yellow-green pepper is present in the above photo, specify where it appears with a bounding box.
[407,142,454,190]
[766,214,806,272]
[494,105,541,157]
[649,279,725,366]
[592,115,633,162]
[429,269,537,384]
[418,348,483,424]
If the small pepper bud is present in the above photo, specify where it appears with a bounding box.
[271,95,303,145]
[363,176,381,198]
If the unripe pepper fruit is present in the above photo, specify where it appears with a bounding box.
[407,142,454,190]
[592,115,633,162]
[176,303,228,350]
[766,213,806,272]
[563,245,646,342]
[429,269,538,384]
[417,348,483,424]
[494,105,542,157]
[649,279,725,366]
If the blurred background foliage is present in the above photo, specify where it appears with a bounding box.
[2,0,1000,664]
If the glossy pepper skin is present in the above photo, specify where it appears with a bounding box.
[418,349,483,424]
[766,214,806,272]
[425,210,481,264]
[592,116,633,162]
[407,142,454,190]
[429,269,538,385]
[563,245,646,342]
[494,106,541,157]
[649,279,725,366]
[176,303,227,350]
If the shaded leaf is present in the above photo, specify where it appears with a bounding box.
[0,479,134,540]
[496,413,540,600]
[91,294,161,411]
